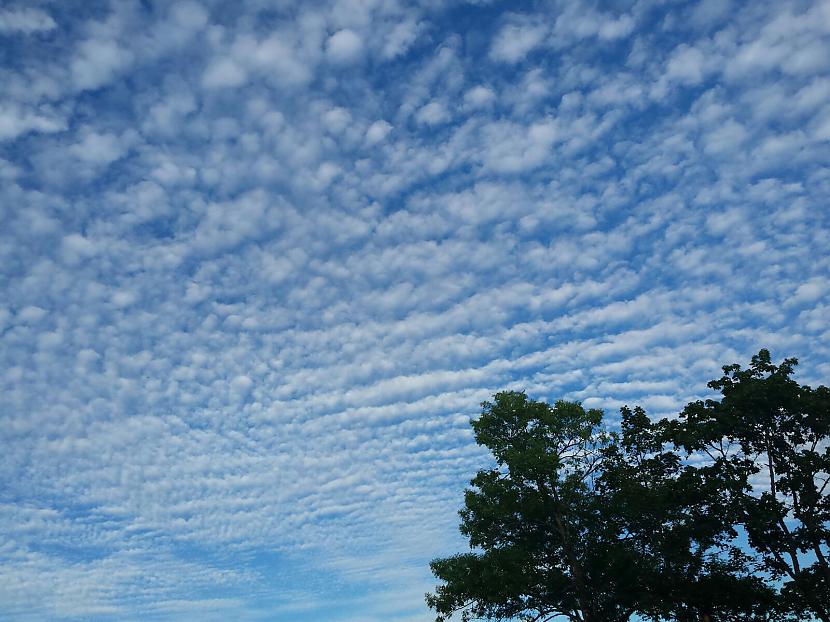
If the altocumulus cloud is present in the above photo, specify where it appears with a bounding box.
[1,0,829,620]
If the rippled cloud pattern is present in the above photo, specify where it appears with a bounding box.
[1,0,829,620]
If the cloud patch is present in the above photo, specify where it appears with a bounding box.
[0,7,56,34]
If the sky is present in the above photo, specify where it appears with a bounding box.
[0,0,829,620]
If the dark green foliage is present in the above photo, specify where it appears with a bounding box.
[669,350,830,622]
[601,406,780,622]
[426,393,634,622]
[428,350,827,622]
[426,392,775,622]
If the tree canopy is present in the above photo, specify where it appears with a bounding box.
[427,350,829,622]
[669,350,830,621]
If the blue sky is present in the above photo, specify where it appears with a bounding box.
[1,0,829,619]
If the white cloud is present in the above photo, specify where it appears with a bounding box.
[326,29,364,64]
[170,1,209,32]
[464,85,496,109]
[204,30,320,91]
[144,90,197,136]
[553,7,635,45]
[69,131,131,165]
[230,374,254,396]
[415,101,450,126]
[365,120,393,145]
[70,37,133,92]
[381,18,422,60]
[0,8,56,33]
[60,233,97,265]
[815,107,830,141]
[489,20,548,63]
[111,290,138,308]
[17,306,48,324]
[482,119,560,173]
[703,120,748,156]
[689,0,732,28]
[323,107,351,133]
[202,57,247,89]
[790,278,828,305]
[598,14,635,40]
[315,161,342,188]
[722,2,830,81]
[242,34,316,86]
[665,44,707,85]
[0,104,65,141]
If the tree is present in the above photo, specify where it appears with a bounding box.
[668,349,830,622]
[600,405,780,622]
[426,391,777,622]
[427,392,633,622]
